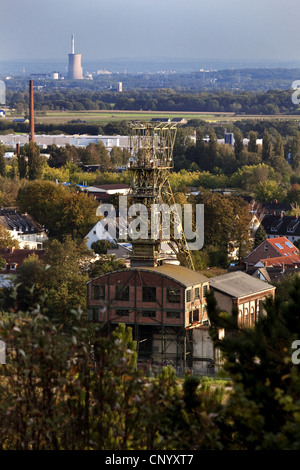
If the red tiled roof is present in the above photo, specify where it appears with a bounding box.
[259,254,300,267]
[0,248,45,274]
[266,237,299,256]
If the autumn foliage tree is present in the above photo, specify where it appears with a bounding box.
[17,180,99,241]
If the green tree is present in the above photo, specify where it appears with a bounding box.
[198,192,251,262]
[0,144,6,177]
[17,152,27,179]
[91,239,115,255]
[208,128,218,169]
[0,225,20,249]
[17,180,98,241]
[88,254,126,278]
[291,132,300,170]
[196,128,205,153]
[254,180,284,203]
[248,131,258,153]
[274,134,284,158]
[42,237,89,324]
[207,276,300,450]
[110,146,124,166]
[24,141,44,180]
[233,129,244,163]
[254,224,267,248]
[262,129,273,162]
[14,253,46,311]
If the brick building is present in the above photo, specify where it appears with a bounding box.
[87,264,211,369]
[209,271,276,328]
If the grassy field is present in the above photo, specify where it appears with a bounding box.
[4,108,300,126]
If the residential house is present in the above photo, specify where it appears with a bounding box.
[261,214,300,244]
[0,208,48,250]
[0,247,45,288]
[243,236,300,270]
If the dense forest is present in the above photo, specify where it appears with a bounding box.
[4,87,300,115]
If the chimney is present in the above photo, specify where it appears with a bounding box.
[29,80,35,143]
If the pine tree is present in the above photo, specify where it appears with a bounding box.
[208,128,218,170]
[18,152,27,179]
[27,141,43,180]
[262,129,272,162]
[0,144,6,177]
[254,224,267,247]
[274,134,284,158]
[234,129,244,162]
[248,131,258,153]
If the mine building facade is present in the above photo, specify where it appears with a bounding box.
[87,264,210,369]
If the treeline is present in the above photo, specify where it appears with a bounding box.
[5,88,300,114]
[6,67,300,93]
[0,120,131,136]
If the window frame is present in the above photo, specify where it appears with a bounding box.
[115,285,130,301]
[142,286,157,303]
[92,284,105,301]
[166,286,181,303]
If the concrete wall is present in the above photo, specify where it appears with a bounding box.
[192,327,215,374]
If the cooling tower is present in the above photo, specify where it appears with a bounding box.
[67,34,83,80]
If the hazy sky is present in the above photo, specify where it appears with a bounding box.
[1,0,300,62]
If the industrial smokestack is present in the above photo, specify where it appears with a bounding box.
[29,80,35,143]
[71,33,75,54]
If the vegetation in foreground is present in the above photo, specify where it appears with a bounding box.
[0,276,300,450]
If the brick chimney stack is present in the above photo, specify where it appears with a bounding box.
[29,80,35,143]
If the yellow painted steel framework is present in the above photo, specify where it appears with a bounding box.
[129,121,194,270]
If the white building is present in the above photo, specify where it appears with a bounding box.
[0,134,131,152]
[0,209,48,250]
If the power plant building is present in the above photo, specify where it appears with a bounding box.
[67,34,83,80]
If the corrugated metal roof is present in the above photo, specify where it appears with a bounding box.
[127,264,209,287]
[209,271,275,298]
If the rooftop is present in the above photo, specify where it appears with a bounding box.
[89,264,209,288]
[244,236,299,262]
[94,184,130,190]
[258,254,300,267]
[134,265,209,287]
[0,248,45,273]
[0,208,44,234]
[209,271,275,298]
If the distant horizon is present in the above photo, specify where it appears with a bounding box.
[2,57,300,76]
